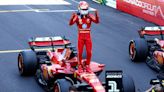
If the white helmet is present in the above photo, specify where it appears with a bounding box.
[78,1,89,15]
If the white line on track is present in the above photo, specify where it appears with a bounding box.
[24,5,50,12]
[71,0,79,4]
[0,0,96,13]
[24,5,34,10]
[0,48,54,54]
[0,9,49,13]
[36,9,77,13]
[0,8,96,13]
[37,8,96,13]
[0,0,71,5]
[0,49,29,54]
[36,10,78,13]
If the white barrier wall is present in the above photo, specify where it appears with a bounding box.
[106,0,116,9]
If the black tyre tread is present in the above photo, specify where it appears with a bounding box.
[18,50,37,75]
[123,74,135,92]
[54,79,72,92]
[129,38,148,61]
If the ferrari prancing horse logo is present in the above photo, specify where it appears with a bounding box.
[82,24,87,29]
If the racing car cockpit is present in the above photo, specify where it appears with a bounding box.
[46,46,76,65]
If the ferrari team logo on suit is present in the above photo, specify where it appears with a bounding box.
[82,24,87,29]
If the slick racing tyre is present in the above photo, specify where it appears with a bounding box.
[123,74,135,92]
[129,38,148,62]
[18,50,37,76]
[54,79,73,92]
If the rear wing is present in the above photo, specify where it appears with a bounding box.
[28,36,71,50]
[138,26,164,39]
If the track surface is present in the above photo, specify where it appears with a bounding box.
[0,0,157,92]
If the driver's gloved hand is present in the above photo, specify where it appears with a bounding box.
[77,11,80,15]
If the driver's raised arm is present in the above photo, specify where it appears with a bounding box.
[69,13,78,26]
[89,10,99,24]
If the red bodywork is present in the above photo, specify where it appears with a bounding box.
[154,51,164,65]
[139,27,164,65]
[28,36,105,92]
[138,26,164,37]
[139,30,164,37]
[75,71,105,92]
[154,40,164,65]
[138,27,164,48]
[42,50,105,92]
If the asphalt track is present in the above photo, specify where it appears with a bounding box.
[0,0,157,92]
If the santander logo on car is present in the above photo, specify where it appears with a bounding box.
[123,0,164,20]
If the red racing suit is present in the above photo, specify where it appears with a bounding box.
[69,11,99,66]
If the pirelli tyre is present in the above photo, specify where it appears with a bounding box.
[18,50,37,76]
[129,38,148,62]
[123,74,135,92]
[54,79,73,92]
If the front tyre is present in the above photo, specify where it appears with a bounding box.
[54,79,72,92]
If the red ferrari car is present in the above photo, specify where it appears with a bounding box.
[129,26,164,72]
[18,36,135,92]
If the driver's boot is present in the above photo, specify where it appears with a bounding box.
[86,65,92,73]
[78,64,83,73]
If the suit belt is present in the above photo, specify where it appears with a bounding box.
[78,29,90,33]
